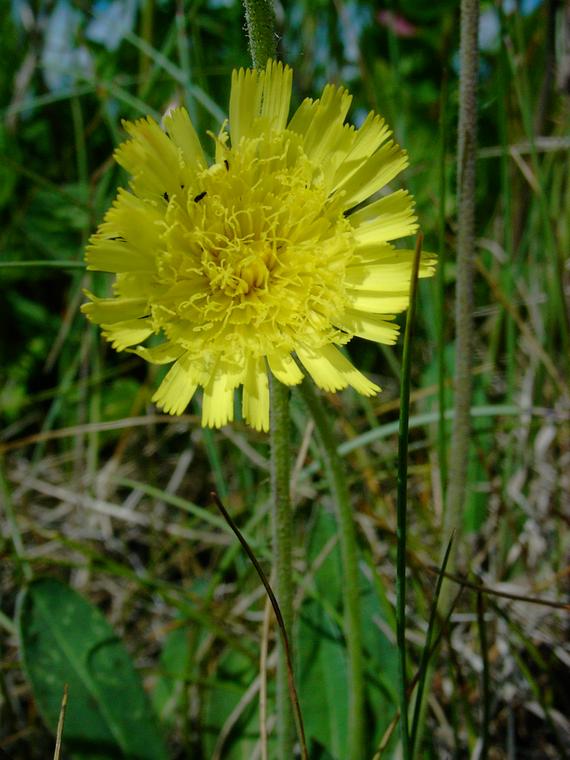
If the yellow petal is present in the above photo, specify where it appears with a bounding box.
[85,240,152,274]
[163,107,206,170]
[101,319,154,350]
[132,341,185,364]
[338,310,400,345]
[229,67,264,146]
[230,61,293,146]
[289,84,352,169]
[346,289,409,314]
[267,351,304,386]
[331,112,391,190]
[82,293,148,324]
[85,190,161,273]
[113,272,156,299]
[286,97,316,139]
[115,116,181,199]
[351,190,417,245]
[152,354,197,415]
[335,142,409,210]
[297,343,379,396]
[242,356,270,432]
[346,263,412,290]
[260,60,293,133]
[202,369,236,428]
[346,249,436,289]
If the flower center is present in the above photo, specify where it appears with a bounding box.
[202,231,276,297]
[155,128,354,357]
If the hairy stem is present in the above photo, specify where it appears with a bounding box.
[444,0,479,581]
[239,6,292,754]
[242,0,276,68]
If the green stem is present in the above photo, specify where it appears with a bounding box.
[297,379,365,760]
[269,377,294,760]
[444,0,479,585]
[476,592,490,760]
[498,18,516,576]
[138,0,154,96]
[240,4,289,753]
[396,238,423,760]
[0,261,85,269]
[242,0,276,68]
[436,72,449,502]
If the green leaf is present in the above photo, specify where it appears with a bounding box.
[298,509,348,757]
[152,611,207,730]
[17,577,169,760]
[299,510,400,754]
[201,649,260,759]
[152,624,192,727]
[298,599,348,758]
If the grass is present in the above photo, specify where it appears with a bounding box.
[1,1,569,758]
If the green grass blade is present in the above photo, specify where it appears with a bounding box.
[410,532,454,754]
[396,234,423,759]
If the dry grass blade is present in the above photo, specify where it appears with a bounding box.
[0,415,199,453]
[210,492,308,760]
[425,566,570,611]
[53,683,68,760]
[475,258,568,395]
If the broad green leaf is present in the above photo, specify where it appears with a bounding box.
[152,624,192,728]
[17,577,168,760]
[300,509,400,754]
[201,648,261,759]
[298,509,348,757]
[359,569,400,751]
[152,604,208,731]
[298,599,348,759]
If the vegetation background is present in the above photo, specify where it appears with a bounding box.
[1,0,569,758]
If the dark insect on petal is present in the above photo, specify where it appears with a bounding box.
[194,191,207,203]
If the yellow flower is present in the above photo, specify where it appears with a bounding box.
[82,60,434,431]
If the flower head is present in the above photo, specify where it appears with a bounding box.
[82,60,434,431]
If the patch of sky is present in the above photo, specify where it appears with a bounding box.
[503,0,543,15]
[85,0,139,52]
[207,0,236,8]
[338,1,372,64]
[41,0,93,92]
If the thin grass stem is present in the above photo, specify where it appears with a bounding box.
[476,591,490,760]
[138,0,154,95]
[507,15,569,351]
[436,72,449,501]
[53,684,69,760]
[410,533,454,754]
[269,377,294,760]
[396,234,423,759]
[0,261,86,269]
